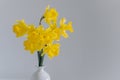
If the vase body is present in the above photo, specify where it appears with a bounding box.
[31,66,50,80]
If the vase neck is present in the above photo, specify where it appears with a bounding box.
[37,66,45,71]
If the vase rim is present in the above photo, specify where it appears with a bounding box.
[37,66,46,69]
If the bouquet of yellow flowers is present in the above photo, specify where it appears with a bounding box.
[13,5,74,67]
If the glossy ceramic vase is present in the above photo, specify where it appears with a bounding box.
[31,66,50,80]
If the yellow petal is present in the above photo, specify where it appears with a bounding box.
[67,22,74,32]
[43,6,58,24]
[13,20,28,37]
[61,31,68,38]
[60,18,66,25]
[44,43,60,59]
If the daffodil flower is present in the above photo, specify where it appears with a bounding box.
[13,20,28,37]
[13,5,74,60]
[43,5,58,24]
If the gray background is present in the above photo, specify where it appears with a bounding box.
[0,0,120,80]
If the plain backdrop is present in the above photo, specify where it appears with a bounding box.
[0,0,120,80]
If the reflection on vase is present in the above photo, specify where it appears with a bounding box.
[31,66,50,80]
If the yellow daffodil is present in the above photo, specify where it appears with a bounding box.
[59,18,74,38]
[43,5,58,24]
[13,5,74,60]
[13,20,28,37]
[43,43,60,59]
[24,39,40,54]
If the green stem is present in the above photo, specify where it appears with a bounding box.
[37,16,45,67]
[37,49,45,67]
[39,16,44,25]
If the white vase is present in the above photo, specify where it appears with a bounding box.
[31,66,51,80]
